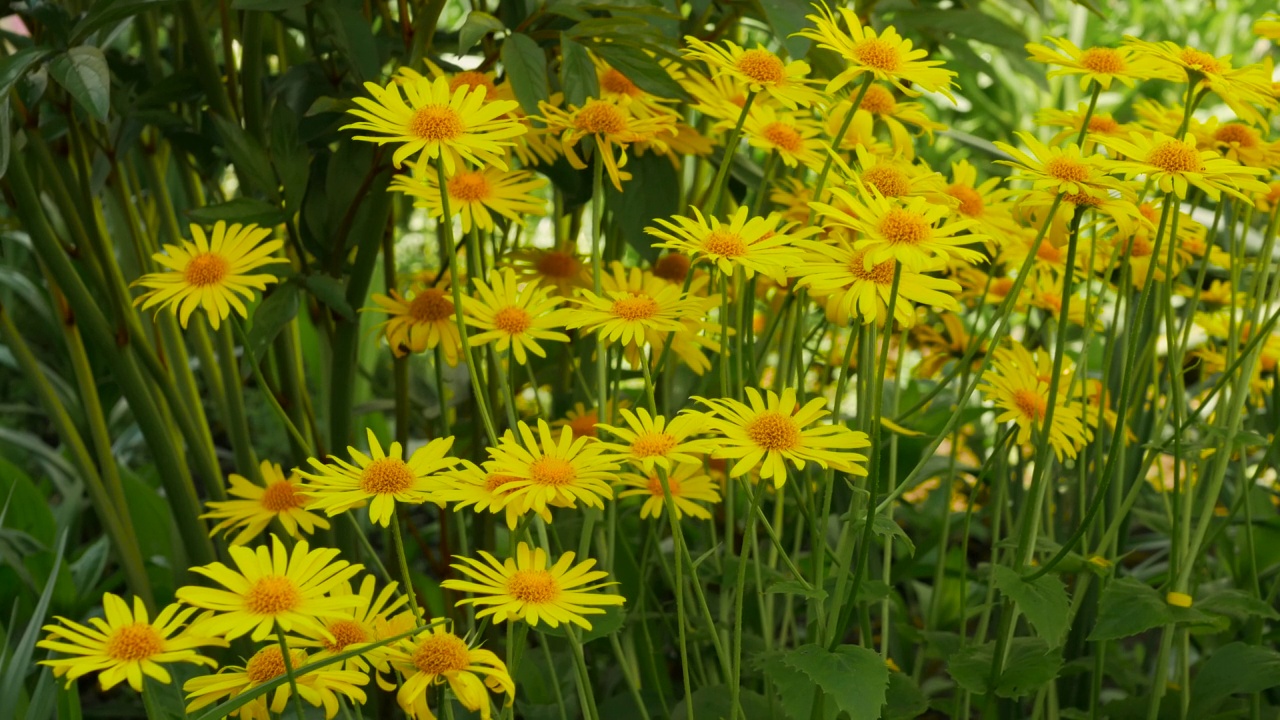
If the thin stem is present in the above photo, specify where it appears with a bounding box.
[391,512,423,623]
[275,625,308,720]
[703,90,758,215]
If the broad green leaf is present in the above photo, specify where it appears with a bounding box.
[0,46,49,174]
[319,0,378,82]
[0,456,56,546]
[758,0,813,59]
[776,643,890,720]
[1188,642,1280,717]
[270,103,309,214]
[48,47,111,122]
[0,101,12,187]
[896,9,1028,51]
[72,0,182,41]
[754,651,825,720]
[946,642,994,695]
[559,34,598,107]
[1088,577,1172,641]
[948,638,1062,698]
[186,198,287,227]
[0,529,67,720]
[766,579,827,600]
[211,115,280,201]
[672,685,773,720]
[605,151,678,264]
[232,0,309,9]
[458,11,504,54]
[883,671,929,720]
[502,33,550,118]
[1196,588,1280,621]
[588,43,687,100]
[992,565,1070,647]
[249,282,301,360]
[303,274,355,320]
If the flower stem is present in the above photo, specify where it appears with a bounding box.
[703,90,758,216]
[567,626,603,720]
[274,624,307,720]
[391,510,423,624]
[216,321,260,482]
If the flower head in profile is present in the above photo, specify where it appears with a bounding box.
[793,240,961,327]
[856,84,947,156]
[391,625,515,720]
[993,132,1123,200]
[390,165,547,233]
[482,419,620,526]
[977,341,1090,460]
[1256,13,1280,40]
[442,543,625,629]
[617,463,721,520]
[285,575,415,690]
[682,37,822,108]
[133,221,283,330]
[176,535,362,642]
[1123,38,1276,126]
[298,428,460,527]
[567,281,707,349]
[505,244,588,297]
[462,268,571,365]
[693,387,871,486]
[1100,131,1271,202]
[648,207,806,282]
[1025,38,1175,90]
[795,4,957,99]
[743,105,826,170]
[202,460,329,546]
[368,284,462,363]
[813,187,986,270]
[435,461,527,528]
[538,97,676,191]
[343,75,525,171]
[38,594,224,693]
[597,408,716,472]
[183,644,368,720]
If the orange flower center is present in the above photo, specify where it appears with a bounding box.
[246,576,301,615]
[449,71,497,100]
[1012,388,1047,421]
[409,288,455,323]
[734,49,786,84]
[878,208,931,245]
[1079,47,1126,74]
[447,171,491,202]
[530,457,576,486]
[105,624,164,661]
[947,185,985,216]
[1178,47,1222,75]
[412,632,471,674]
[184,253,230,287]
[745,411,801,451]
[1062,191,1103,207]
[611,294,660,321]
[1045,156,1090,182]
[506,569,560,604]
[853,38,901,71]
[646,474,682,497]
[1089,115,1119,133]
[574,100,628,135]
[245,646,306,684]
[1037,242,1065,264]
[1213,123,1258,148]
[322,619,368,653]
[360,457,416,494]
[653,253,691,282]
[863,165,910,198]
[1138,203,1159,223]
[848,252,896,285]
[858,85,896,114]
[493,306,533,335]
[1145,139,1204,174]
[260,480,304,513]
[632,432,678,457]
[409,106,464,141]
[535,251,580,279]
[762,122,803,152]
[1129,235,1153,258]
[567,411,599,438]
[484,473,521,494]
[990,277,1014,296]
[702,229,749,257]
[601,68,641,96]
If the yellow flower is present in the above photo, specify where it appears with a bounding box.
[993,131,1123,200]
[1196,119,1280,169]
[792,241,961,327]
[390,165,547,233]
[940,159,1020,244]
[567,280,707,349]
[505,245,588,297]
[538,97,676,191]
[977,341,1090,460]
[298,428,459,527]
[550,399,631,439]
[813,187,986,270]
[1025,38,1175,90]
[824,101,893,157]
[1100,131,1271,202]
[648,207,806,282]
[132,221,283,330]
[38,593,223,693]
[285,575,414,690]
[482,419,620,526]
[681,68,756,130]
[183,644,368,720]
[597,408,716,471]
[368,284,462,363]
[202,460,330,546]
[855,84,947,156]
[1123,38,1276,126]
[693,387,871,486]
[462,268,571,365]
[590,262,720,372]
[1257,12,1280,40]
[617,463,721,520]
[343,75,525,171]
[682,37,822,108]
[176,535,362,642]
[795,4,957,99]
[743,105,826,170]
[391,625,515,720]
[435,461,526,529]
[847,145,948,201]
[442,542,625,629]
[1036,104,1132,145]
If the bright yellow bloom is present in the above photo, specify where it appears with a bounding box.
[285,575,414,690]
[993,131,1123,200]
[940,159,1020,245]
[343,75,524,171]
[1100,131,1271,202]
[538,97,676,191]
[203,460,330,546]
[682,68,755,131]
[648,207,806,282]
[298,428,459,527]
[743,105,826,170]
[183,644,367,720]
[368,284,462,363]
[462,268,571,365]
[1025,38,1175,90]
[793,240,961,327]
[505,244,588,297]
[567,280,707,348]
[442,542,625,629]
[824,101,894,157]
[977,342,1090,460]
[856,84,947,156]
[177,535,362,642]
[597,408,716,472]
[847,145,947,201]
[1123,38,1277,126]
[1037,104,1132,145]
[590,261,720,373]
[617,463,721,520]
[795,4,957,99]
[391,625,515,720]
[694,387,871,486]
[1256,13,1280,40]
[813,187,986,270]
[390,165,547,233]
[133,221,283,330]
[435,461,526,528]
[1195,119,1280,169]
[682,37,822,108]
[482,419,620,526]
[38,594,222,693]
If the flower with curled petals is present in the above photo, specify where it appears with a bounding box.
[648,207,806,282]
[1100,131,1271,202]
[1025,38,1176,90]
[390,625,515,720]
[812,187,986,270]
[202,460,329,546]
[617,464,721,521]
[682,37,822,108]
[597,408,716,472]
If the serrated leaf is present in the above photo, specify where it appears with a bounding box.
[212,115,280,201]
[1088,577,1172,642]
[948,638,1061,698]
[754,651,830,720]
[883,671,929,720]
[992,565,1070,647]
[302,274,355,320]
[766,579,827,600]
[49,47,111,122]
[458,11,504,54]
[588,42,687,100]
[248,282,300,360]
[1189,643,1280,717]
[186,198,287,227]
[1196,588,1280,621]
[773,644,890,720]
[559,34,598,107]
[501,33,550,118]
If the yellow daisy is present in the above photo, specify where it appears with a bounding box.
[793,241,961,327]
[538,97,676,191]
[567,281,707,348]
[681,37,822,108]
[285,575,413,690]
[391,625,515,720]
[1197,119,1279,169]
[38,593,223,693]
[505,244,588,297]
[176,534,363,642]
[813,186,986,270]
[1025,38,1175,90]
[940,159,1020,244]
[617,463,721,520]
[596,408,716,471]
[824,101,894,157]
[202,460,330,546]
[550,399,631,440]
[847,145,948,201]
[482,419,620,525]
[343,75,525,171]
[435,461,526,529]
[992,131,1123,200]
[743,105,826,170]
[693,386,871,486]
[1037,104,1133,146]
[1100,131,1271,202]
[367,284,462,363]
[1256,12,1280,40]
[978,342,1090,460]
[183,645,368,720]
[390,165,547,233]
[132,221,283,330]
[298,428,459,527]
[462,268,571,365]
[442,542,625,629]
[856,84,947,156]
[647,206,806,282]
[1123,38,1277,126]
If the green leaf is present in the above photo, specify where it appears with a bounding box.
[588,42,688,100]
[186,198,287,227]
[270,103,309,214]
[895,9,1028,51]
[948,638,1062,698]
[1189,642,1280,717]
[48,47,111,122]
[302,274,355,320]
[232,0,309,9]
[211,115,280,201]
[606,151,678,264]
[538,604,625,643]
[883,671,929,720]
[1196,588,1280,621]
[991,565,1070,647]
[757,0,813,59]
[766,579,827,600]
[248,282,300,360]
[0,456,56,546]
[1088,577,1172,642]
[0,47,51,96]
[765,644,890,720]
[0,529,67,720]
[72,0,182,41]
[319,0,378,82]
[458,11,504,54]
[502,33,550,118]
[559,34,598,107]
[673,685,774,720]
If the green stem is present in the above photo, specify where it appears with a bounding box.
[275,625,308,720]
[567,627,602,720]
[391,510,423,623]
[216,321,260,481]
[703,90,757,216]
